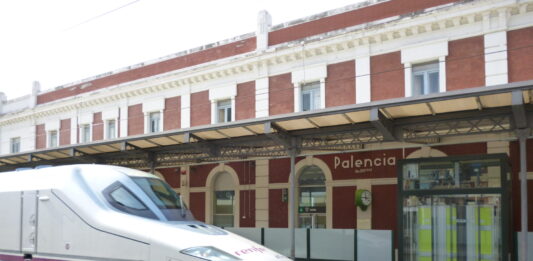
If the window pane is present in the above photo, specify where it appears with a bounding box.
[226,107,231,122]
[429,71,439,94]
[215,190,234,214]
[133,178,182,209]
[107,120,116,138]
[218,108,226,123]
[313,88,321,109]
[10,137,20,153]
[110,187,146,210]
[49,131,58,147]
[302,93,311,111]
[413,74,424,96]
[150,112,160,132]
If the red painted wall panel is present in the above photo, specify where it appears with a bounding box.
[92,112,103,141]
[158,167,181,188]
[190,164,216,188]
[508,27,533,82]
[59,119,71,146]
[240,190,256,227]
[190,91,211,127]
[35,124,46,149]
[189,192,206,222]
[446,36,485,91]
[371,184,397,231]
[268,157,304,183]
[326,61,355,107]
[269,189,288,228]
[268,0,458,46]
[128,104,144,136]
[316,149,403,180]
[371,52,404,101]
[228,161,256,185]
[332,186,357,228]
[164,96,181,131]
[269,73,294,116]
[37,38,257,105]
[236,81,255,121]
[433,142,487,156]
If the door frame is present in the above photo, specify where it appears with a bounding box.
[397,153,511,261]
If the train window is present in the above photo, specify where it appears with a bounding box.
[133,177,191,221]
[103,182,158,220]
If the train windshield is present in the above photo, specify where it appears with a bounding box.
[132,177,190,221]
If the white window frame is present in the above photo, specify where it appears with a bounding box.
[401,40,448,97]
[148,111,162,133]
[10,137,20,153]
[300,81,321,111]
[216,99,232,123]
[105,119,117,139]
[48,130,58,148]
[292,65,327,112]
[80,124,92,143]
[411,62,440,96]
[209,84,237,124]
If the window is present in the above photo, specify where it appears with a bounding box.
[106,119,116,139]
[80,124,91,143]
[149,112,161,133]
[301,82,320,111]
[48,130,58,148]
[213,171,235,227]
[103,182,157,220]
[412,62,439,96]
[214,190,235,227]
[10,137,20,153]
[132,177,191,221]
[298,165,326,228]
[216,99,232,123]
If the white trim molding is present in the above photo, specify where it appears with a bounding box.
[401,40,449,97]
[292,64,327,112]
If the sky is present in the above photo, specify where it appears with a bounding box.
[0,0,365,100]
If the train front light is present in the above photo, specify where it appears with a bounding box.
[181,246,241,261]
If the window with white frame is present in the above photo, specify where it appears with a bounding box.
[412,62,440,96]
[10,137,20,153]
[301,81,321,111]
[149,112,161,133]
[48,130,58,148]
[80,124,91,143]
[216,99,232,123]
[106,119,116,139]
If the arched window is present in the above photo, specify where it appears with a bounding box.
[298,165,326,228]
[213,172,235,227]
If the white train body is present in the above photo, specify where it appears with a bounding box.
[0,165,291,261]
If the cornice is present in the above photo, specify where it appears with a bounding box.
[0,0,532,127]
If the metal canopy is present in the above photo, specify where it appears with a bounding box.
[1,80,532,171]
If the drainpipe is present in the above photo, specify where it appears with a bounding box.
[517,129,529,261]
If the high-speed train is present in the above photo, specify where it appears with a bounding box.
[0,164,291,261]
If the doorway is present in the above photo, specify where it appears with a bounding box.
[298,165,326,229]
[399,154,510,261]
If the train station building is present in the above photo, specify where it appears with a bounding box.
[0,0,532,260]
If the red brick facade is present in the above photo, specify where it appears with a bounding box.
[236,81,255,121]
[190,91,210,127]
[92,112,103,141]
[326,61,356,107]
[508,27,533,82]
[269,73,293,116]
[128,104,144,136]
[163,96,181,131]
[35,124,45,149]
[446,36,485,91]
[332,186,357,228]
[370,52,404,101]
[59,119,71,146]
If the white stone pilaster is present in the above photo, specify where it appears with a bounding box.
[255,159,269,228]
[255,77,269,118]
[484,31,508,86]
[181,91,191,129]
[355,56,371,104]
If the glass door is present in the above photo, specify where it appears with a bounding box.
[403,194,501,261]
[399,155,510,261]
